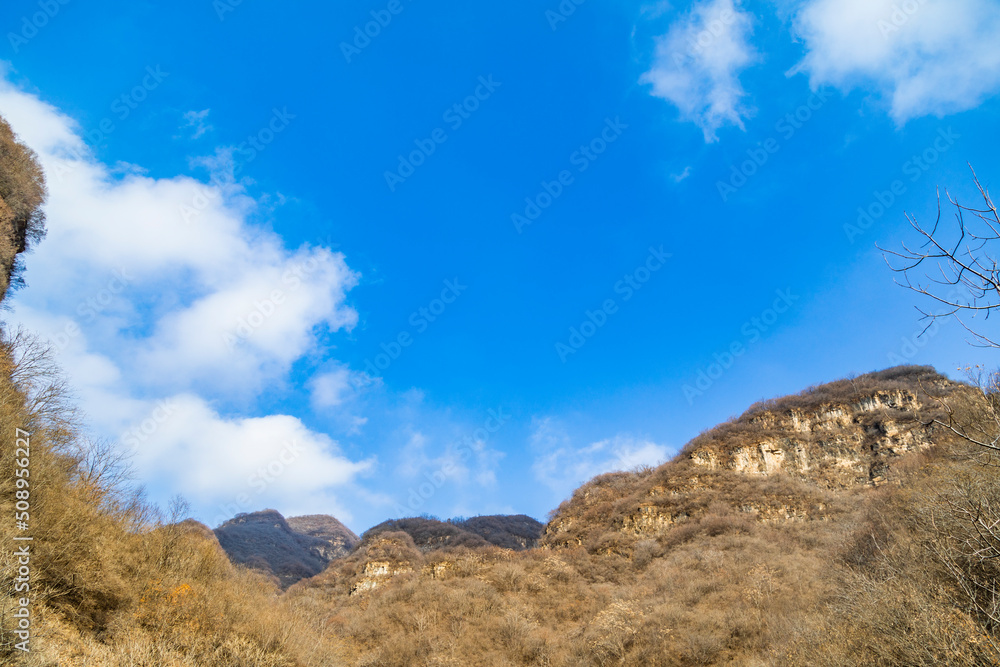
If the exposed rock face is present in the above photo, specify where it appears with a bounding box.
[294,530,515,596]
[350,555,415,594]
[287,514,360,560]
[687,389,934,486]
[214,509,357,588]
[542,366,967,551]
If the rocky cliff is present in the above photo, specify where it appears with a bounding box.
[543,365,967,551]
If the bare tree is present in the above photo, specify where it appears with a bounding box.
[880,170,1000,643]
[880,165,1000,347]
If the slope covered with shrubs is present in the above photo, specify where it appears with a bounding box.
[281,367,1000,665]
[0,117,46,299]
[2,113,998,663]
[0,329,344,664]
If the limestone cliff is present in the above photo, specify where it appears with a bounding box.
[543,366,968,551]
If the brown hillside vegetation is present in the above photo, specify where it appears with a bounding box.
[452,514,545,550]
[280,366,999,665]
[4,108,1000,665]
[0,117,47,300]
[361,515,545,554]
[2,323,999,664]
[0,328,344,665]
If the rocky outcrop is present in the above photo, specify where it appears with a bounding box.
[350,556,414,594]
[687,389,936,486]
[287,514,360,560]
[543,367,966,550]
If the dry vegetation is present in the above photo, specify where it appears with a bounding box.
[2,310,999,665]
[0,118,47,300]
[2,111,1000,665]
[270,368,1000,665]
[2,324,1000,665]
[0,329,344,665]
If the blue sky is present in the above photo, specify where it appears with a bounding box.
[1,0,999,533]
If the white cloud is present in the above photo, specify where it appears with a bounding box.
[672,165,693,182]
[530,418,670,496]
[181,109,212,139]
[791,0,1000,122]
[309,365,367,410]
[0,74,371,524]
[0,77,360,395]
[121,394,374,525]
[641,0,757,142]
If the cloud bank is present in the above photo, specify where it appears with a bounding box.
[0,74,370,524]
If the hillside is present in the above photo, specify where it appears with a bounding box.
[452,514,545,550]
[362,515,545,553]
[0,117,46,299]
[544,365,963,552]
[4,324,997,664]
[284,366,997,665]
[214,509,360,589]
[287,514,362,556]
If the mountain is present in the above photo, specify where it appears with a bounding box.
[5,255,997,667]
[452,514,545,550]
[363,517,492,551]
[213,509,359,588]
[544,365,962,552]
[361,515,546,553]
[286,514,361,558]
[285,366,996,665]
